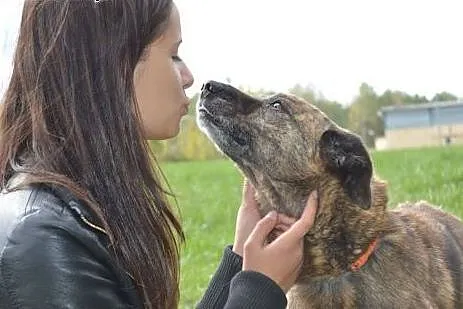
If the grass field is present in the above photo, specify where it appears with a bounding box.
[161,145,463,308]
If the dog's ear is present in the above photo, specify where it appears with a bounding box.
[319,129,372,209]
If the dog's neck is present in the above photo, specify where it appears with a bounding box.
[253,174,388,279]
[254,177,311,218]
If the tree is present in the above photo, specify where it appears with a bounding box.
[378,90,428,107]
[287,84,348,128]
[347,83,380,147]
[431,91,458,102]
[288,83,316,103]
[315,99,348,128]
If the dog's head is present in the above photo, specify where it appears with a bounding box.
[196,81,373,210]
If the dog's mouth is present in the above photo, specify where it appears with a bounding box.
[197,105,221,127]
[196,97,251,161]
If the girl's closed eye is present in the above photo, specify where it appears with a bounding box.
[172,55,182,62]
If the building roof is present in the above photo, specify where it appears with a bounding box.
[379,100,463,115]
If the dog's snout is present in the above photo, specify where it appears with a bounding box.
[201,80,224,98]
[200,80,261,115]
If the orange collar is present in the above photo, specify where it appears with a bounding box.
[351,238,378,272]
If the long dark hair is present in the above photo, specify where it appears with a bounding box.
[0,1,183,308]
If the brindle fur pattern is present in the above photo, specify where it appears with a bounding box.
[196,81,463,308]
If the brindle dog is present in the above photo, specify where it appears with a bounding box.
[196,80,463,308]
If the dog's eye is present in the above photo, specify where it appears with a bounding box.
[269,100,282,112]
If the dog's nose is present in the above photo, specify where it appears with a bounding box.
[201,80,222,97]
[201,81,212,93]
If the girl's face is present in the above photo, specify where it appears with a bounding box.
[134,4,194,140]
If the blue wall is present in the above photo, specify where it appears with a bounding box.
[383,104,463,130]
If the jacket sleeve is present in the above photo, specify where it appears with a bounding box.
[197,246,287,309]
[0,207,140,309]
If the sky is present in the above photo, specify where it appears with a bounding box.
[1,0,462,104]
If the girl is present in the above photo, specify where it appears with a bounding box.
[0,1,317,308]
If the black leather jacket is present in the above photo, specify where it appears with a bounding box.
[0,182,287,309]
[0,184,145,308]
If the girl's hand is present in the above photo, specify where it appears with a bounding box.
[242,191,318,293]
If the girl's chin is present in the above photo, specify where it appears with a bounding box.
[146,125,181,141]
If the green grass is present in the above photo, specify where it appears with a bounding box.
[162,160,243,308]
[372,146,463,216]
[161,146,463,308]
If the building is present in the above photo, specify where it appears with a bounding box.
[378,100,463,150]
